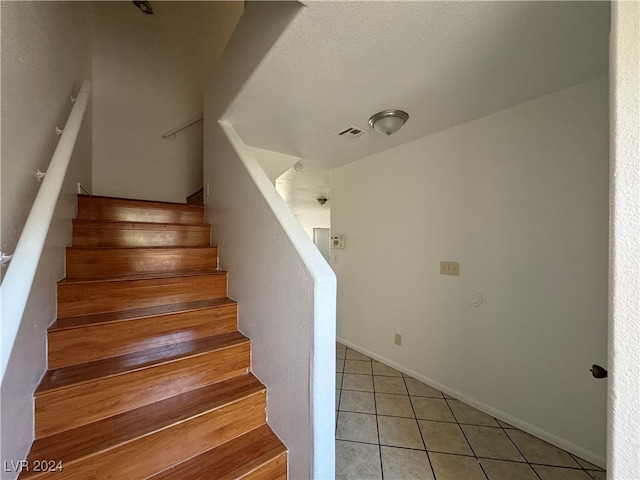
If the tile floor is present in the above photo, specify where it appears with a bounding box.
[335,343,606,480]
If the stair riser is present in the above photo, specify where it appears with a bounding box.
[48,304,238,369]
[77,195,205,224]
[66,247,218,278]
[57,274,227,317]
[35,342,250,438]
[73,222,211,248]
[28,392,266,480]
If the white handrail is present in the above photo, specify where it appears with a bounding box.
[161,116,203,139]
[0,80,92,382]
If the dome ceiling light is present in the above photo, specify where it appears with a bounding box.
[368,109,409,136]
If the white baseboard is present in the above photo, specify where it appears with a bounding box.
[337,337,606,469]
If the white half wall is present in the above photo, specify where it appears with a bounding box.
[91,1,242,203]
[0,2,92,478]
[204,3,337,478]
[609,1,640,477]
[332,76,609,465]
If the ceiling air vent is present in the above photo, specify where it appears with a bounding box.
[337,125,367,140]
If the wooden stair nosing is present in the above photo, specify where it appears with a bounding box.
[37,331,248,394]
[50,298,237,330]
[24,375,265,474]
[23,382,267,479]
[47,302,238,369]
[149,425,287,480]
[58,269,226,284]
[56,271,228,317]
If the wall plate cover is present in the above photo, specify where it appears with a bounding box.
[331,235,345,249]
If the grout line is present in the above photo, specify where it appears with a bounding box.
[498,422,544,480]
[442,396,490,480]
[403,375,438,480]
[369,354,384,480]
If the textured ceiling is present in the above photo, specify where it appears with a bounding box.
[227,1,610,169]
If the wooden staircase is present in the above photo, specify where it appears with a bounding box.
[20,195,287,479]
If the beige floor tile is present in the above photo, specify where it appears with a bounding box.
[462,425,525,462]
[347,349,371,361]
[405,377,444,398]
[337,348,346,360]
[374,376,408,395]
[411,397,457,422]
[377,416,425,449]
[337,342,347,350]
[336,359,344,373]
[419,420,473,456]
[381,446,434,480]
[340,390,376,414]
[336,412,379,444]
[336,440,382,480]
[587,470,606,480]
[336,372,343,389]
[373,361,403,377]
[533,465,594,480]
[506,430,581,468]
[336,389,341,407]
[345,359,373,375]
[480,458,539,480]
[342,373,374,392]
[376,393,415,418]
[429,452,487,480]
[447,399,500,426]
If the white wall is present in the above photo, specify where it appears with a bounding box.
[609,1,640,477]
[0,2,92,478]
[204,3,336,478]
[248,146,299,184]
[296,209,330,240]
[332,76,609,465]
[92,1,242,203]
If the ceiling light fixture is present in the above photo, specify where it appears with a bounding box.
[368,109,409,136]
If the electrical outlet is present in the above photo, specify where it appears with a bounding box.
[395,333,402,346]
[440,261,460,276]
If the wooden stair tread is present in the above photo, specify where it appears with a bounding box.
[51,298,237,330]
[150,425,286,480]
[24,374,264,474]
[79,194,205,208]
[77,195,205,225]
[59,269,226,284]
[72,219,211,248]
[37,332,248,393]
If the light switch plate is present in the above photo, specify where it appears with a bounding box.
[440,261,460,276]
